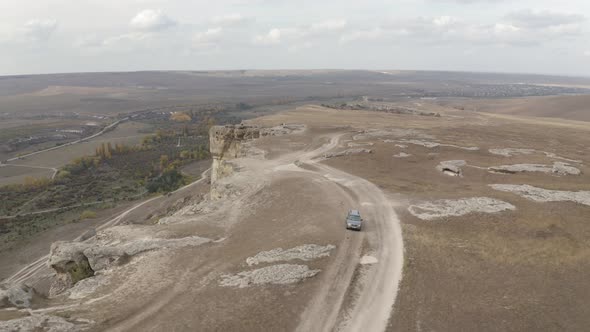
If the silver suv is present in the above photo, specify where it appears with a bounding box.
[345,210,362,231]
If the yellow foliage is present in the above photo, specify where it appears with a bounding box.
[80,210,97,220]
[170,112,192,122]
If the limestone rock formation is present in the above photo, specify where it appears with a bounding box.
[47,225,211,296]
[0,283,35,308]
[209,123,305,184]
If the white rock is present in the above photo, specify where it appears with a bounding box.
[488,162,580,176]
[408,197,516,221]
[489,148,536,157]
[360,255,378,265]
[324,148,372,159]
[219,264,320,288]
[0,283,34,308]
[246,244,335,266]
[436,160,467,177]
[490,184,590,206]
[0,314,88,332]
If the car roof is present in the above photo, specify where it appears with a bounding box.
[349,210,361,216]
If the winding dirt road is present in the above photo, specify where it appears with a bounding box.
[283,134,404,332]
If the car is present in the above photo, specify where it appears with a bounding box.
[345,209,363,231]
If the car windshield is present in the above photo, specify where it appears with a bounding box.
[348,215,361,221]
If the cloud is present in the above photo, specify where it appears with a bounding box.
[310,19,347,32]
[506,9,585,28]
[584,50,590,57]
[102,32,151,48]
[254,28,282,45]
[340,28,383,43]
[211,13,250,26]
[23,19,58,42]
[193,27,223,48]
[130,9,176,31]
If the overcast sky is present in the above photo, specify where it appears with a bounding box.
[0,0,589,76]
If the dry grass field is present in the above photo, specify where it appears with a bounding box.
[255,104,590,331]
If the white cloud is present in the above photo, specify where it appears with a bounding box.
[506,9,585,28]
[340,28,383,43]
[584,50,590,57]
[130,9,176,31]
[23,19,58,42]
[102,32,151,47]
[254,28,282,45]
[211,13,249,26]
[193,27,223,48]
[310,19,347,32]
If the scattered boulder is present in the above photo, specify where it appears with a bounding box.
[436,160,466,177]
[490,184,590,206]
[408,197,516,221]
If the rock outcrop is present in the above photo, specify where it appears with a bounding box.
[47,225,211,296]
[209,124,261,184]
[0,283,35,308]
[209,123,305,184]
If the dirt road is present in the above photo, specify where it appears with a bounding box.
[280,134,404,332]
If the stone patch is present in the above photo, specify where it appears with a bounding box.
[353,128,432,141]
[323,148,372,159]
[393,152,411,158]
[408,197,516,221]
[348,142,374,148]
[488,162,580,176]
[246,244,335,266]
[219,264,320,288]
[490,184,590,206]
[489,148,536,157]
[400,139,479,150]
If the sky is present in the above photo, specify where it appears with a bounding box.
[0,0,589,76]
